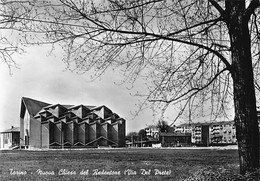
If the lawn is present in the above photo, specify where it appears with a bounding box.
[0,147,240,181]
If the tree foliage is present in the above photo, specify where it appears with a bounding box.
[138,129,147,141]
[127,131,138,137]
[156,120,170,133]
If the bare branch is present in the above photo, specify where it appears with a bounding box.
[209,0,225,15]
[245,0,260,21]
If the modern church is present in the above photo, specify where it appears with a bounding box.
[20,97,126,149]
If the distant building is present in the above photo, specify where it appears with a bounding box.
[159,132,191,147]
[0,126,20,149]
[191,124,202,144]
[126,138,159,147]
[257,107,260,130]
[209,122,236,144]
[175,124,192,133]
[144,125,159,138]
[175,121,237,146]
[20,97,126,149]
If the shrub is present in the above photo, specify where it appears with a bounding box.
[184,167,260,181]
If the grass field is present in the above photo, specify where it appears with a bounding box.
[0,147,241,181]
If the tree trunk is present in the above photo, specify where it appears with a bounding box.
[226,1,259,175]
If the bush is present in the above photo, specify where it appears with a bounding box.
[184,167,260,181]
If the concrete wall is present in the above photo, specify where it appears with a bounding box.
[78,122,87,144]
[118,119,126,147]
[29,117,42,148]
[20,117,25,147]
[20,110,30,147]
[89,123,98,146]
[41,122,50,149]
[100,123,108,146]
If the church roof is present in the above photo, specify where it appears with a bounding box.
[21,97,50,117]
[20,97,97,118]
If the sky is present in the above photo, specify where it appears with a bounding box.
[0,0,238,133]
[0,44,183,133]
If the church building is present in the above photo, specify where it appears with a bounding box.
[20,97,125,149]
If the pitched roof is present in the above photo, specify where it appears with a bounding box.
[1,127,20,133]
[68,104,96,110]
[159,132,191,137]
[43,104,68,109]
[20,97,101,118]
[21,97,50,117]
[91,105,112,112]
[20,97,121,120]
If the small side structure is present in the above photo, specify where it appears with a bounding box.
[159,132,192,147]
[20,97,126,149]
[0,126,20,149]
[126,138,159,147]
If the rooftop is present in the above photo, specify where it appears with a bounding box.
[177,120,235,127]
[1,126,20,133]
[159,132,191,136]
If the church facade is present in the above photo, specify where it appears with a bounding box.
[20,97,125,149]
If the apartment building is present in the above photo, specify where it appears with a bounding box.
[175,121,236,145]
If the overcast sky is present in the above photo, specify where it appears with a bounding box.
[0,44,184,133]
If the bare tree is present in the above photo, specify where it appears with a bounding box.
[138,129,147,141]
[0,7,23,74]
[156,120,170,133]
[1,0,260,175]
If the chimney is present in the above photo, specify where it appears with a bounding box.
[11,126,14,129]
